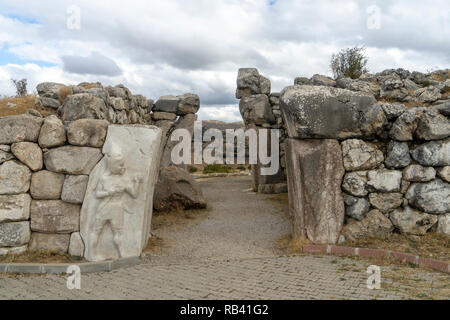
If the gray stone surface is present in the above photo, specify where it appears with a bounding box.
[28,233,70,252]
[416,109,450,140]
[36,82,70,100]
[285,138,345,244]
[437,166,450,183]
[60,93,108,122]
[236,68,270,98]
[410,138,450,166]
[30,200,80,233]
[178,93,200,115]
[239,94,275,125]
[61,175,89,204]
[341,139,384,171]
[38,115,66,148]
[30,170,65,200]
[154,166,207,211]
[384,141,411,169]
[311,74,336,87]
[0,161,31,195]
[406,179,450,214]
[344,195,370,221]
[11,142,43,172]
[368,193,403,214]
[0,145,13,165]
[390,207,438,235]
[154,95,180,113]
[0,115,43,145]
[280,86,384,139]
[367,169,402,192]
[152,112,177,121]
[67,119,109,147]
[381,103,406,120]
[0,194,31,223]
[402,164,436,182]
[342,171,368,197]
[0,221,30,247]
[437,214,450,236]
[389,109,421,141]
[68,232,85,257]
[0,245,27,256]
[81,125,162,262]
[342,209,393,241]
[44,146,103,175]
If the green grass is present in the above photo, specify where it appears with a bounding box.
[202,164,232,174]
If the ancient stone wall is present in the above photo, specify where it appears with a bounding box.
[237,68,450,242]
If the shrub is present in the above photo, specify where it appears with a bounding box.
[11,78,28,97]
[330,47,369,79]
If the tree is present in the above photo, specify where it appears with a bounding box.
[11,78,28,96]
[330,47,369,79]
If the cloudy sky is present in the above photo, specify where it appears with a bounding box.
[0,0,449,121]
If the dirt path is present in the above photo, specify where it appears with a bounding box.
[144,176,290,265]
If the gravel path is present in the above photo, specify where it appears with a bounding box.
[144,176,290,265]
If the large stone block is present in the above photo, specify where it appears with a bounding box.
[30,170,65,200]
[28,233,70,252]
[0,221,30,246]
[410,138,450,167]
[390,207,437,235]
[285,138,345,244]
[342,210,393,241]
[11,142,43,171]
[44,146,103,175]
[280,85,385,139]
[60,93,108,122]
[154,95,180,113]
[406,179,450,214]
[178,93,200,115]
[0,194,31,223]
[437,214,450,236]
[402,164,436,182]
[368,192,403,214]
[80,125,162,261]
[239,94,275,125]
[61,175,89,204]
[367,169,402,192]
[68,232,85,256]
[341,139,384,171]
[235,68,270,98]
[0,161,31,195]
[0,115,43,144]
[38,115,66,148]
[67,119,109,148]
[30,200,80,233]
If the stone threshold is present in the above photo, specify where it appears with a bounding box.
[0,256,140,274]
[303,244,449,274]
[193,172,251,179]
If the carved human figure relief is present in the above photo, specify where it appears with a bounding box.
[80,125,162,262]
[90,144,143,258]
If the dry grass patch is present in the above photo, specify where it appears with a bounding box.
[344,233,450,262]
[277,234,310,254]
[142,235,165,254]
[0,95,56,117]
[152,207,210,230]
[0,250,85,264]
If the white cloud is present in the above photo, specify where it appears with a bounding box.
[0,0,448,119]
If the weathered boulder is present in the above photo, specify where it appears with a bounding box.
[0,194,31,223]
[367,169,402,192]
[389,108,421,141]
[437,166,450,183]
[416,109,450,140]
[38,115,66,148]
[410,138,450,166]
[60,93,108,122]
[30,170,65,200]
[342,210,393,241]
[28,233,70,252]
[402,164,436,182]
[236,68,270,98]
[0,221,30,246]
[0,115,43,144]
[178,93,200,115]
[285,138,345,244]
[368,192,403,214]
[342,171,368,197]
[36,82,71,101]
[341,139,384,171]
[154,95,180,113]
[154,166,207,211]
[35,96,61,109]
[380,103,406,121]
[336,78,380,97]
[416,87,441,103]
[68,232,85,256]
[311,74,336,87]
[0,161,31,195]
[390,207,438,235]
[344,195,370,221]
[30,200,80,233]
[406,179,450,214]
[61,175,89,204]
[0,145,13,164]
[384,141,411,169]
[437,214,450,235]
[105,84,131,100]
[280,85,384,139]
[11,142,43,171]
[435,101,450,116]
[239,94,275,125]
[44,146,103,175]
[0,245,27,256]
[67,119,109,147]
[152,112,177,121]
[294,77,311,85]
[109,97,126,110]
